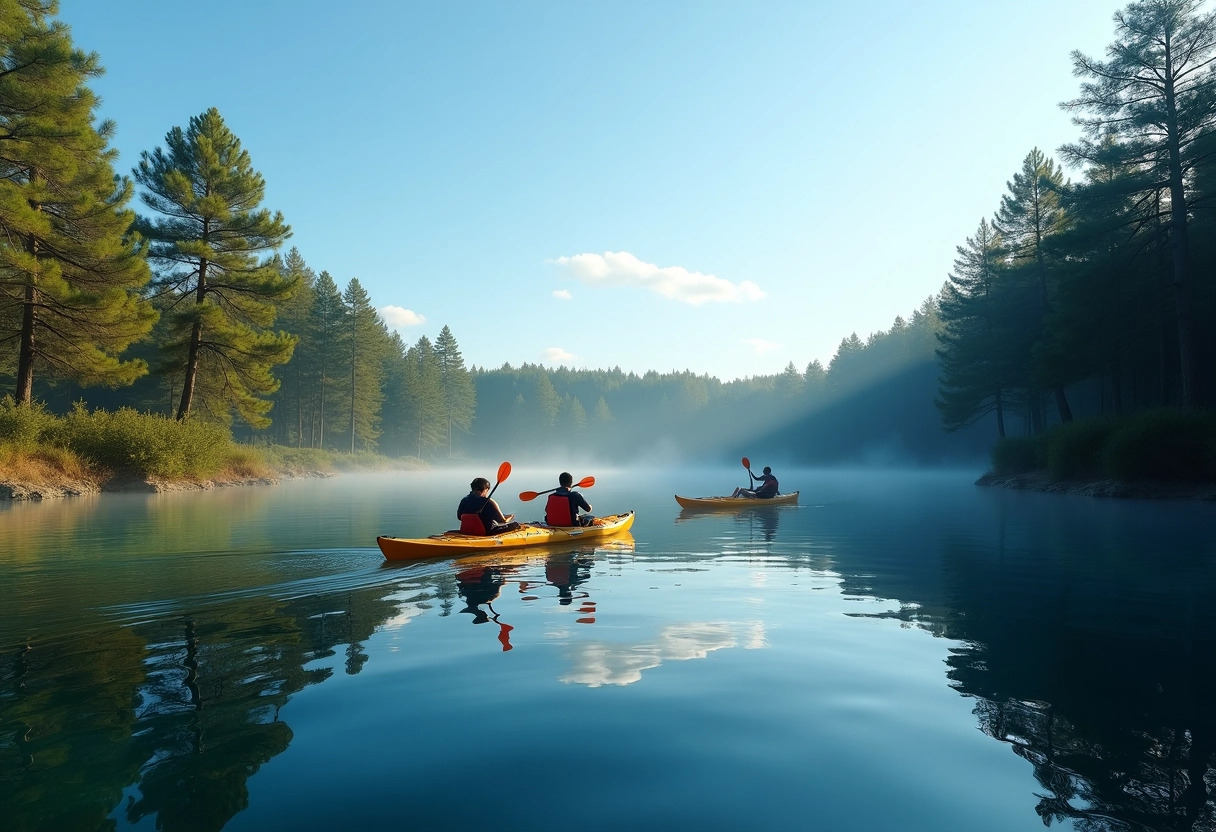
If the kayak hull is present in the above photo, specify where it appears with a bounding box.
[377,510,636,561]
[674,491,799,509]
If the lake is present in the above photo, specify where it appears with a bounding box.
[2,466,1215,832]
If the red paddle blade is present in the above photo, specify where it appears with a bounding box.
[518,491,539,501]
[741,457,750,469]
[497,461,511,482]
[577,476,595,488]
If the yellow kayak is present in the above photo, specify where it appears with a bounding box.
[377,511,636,561]
[673,492,799,509]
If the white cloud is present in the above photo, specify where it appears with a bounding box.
[552,289,573,300]
[550,251,765,306]
[743,338,780,355]
[379,305,426,328]
[542,347,575,364]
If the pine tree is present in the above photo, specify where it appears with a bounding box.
[134,107,295,426]
[341,277,386,453]
[307,271,346,448]
[1062,0,1216,405]
[0,0,155,403]
[777,361,804,400]
[993,148,1073,426]
[432,325,476,458]
[936,219,1013,436]
[378,331,410,456]
[402,335,444,458]
[269,247,316,446]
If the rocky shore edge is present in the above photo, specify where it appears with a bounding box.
[0,469,336,500]
[976,470,1216,501]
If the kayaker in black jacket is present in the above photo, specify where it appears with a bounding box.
[458,477,519,535]
[733,466,779,498]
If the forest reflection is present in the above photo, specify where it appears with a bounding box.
[847,527,1216,831]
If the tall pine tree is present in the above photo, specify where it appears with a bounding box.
[1063,0,1216,406]
[341,277,386,453]
[936,219,1012,436]
[0,0,155,403]
[433,325,475,458]
[402,335,445,458]
[268,247,316,445]
[993,147,1073,427]
[134,107,295,426]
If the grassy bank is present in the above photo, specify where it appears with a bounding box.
[987,408,1216,485]
[0,398,424,496]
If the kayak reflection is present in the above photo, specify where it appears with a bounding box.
[676,504,784,541]
[449,535,634,650]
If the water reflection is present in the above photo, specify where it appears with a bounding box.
[844,499,1216,832]
[447,537,634,652]
[1,574,415,832]
[7,473,1216,831]
[560,620,766,688]
[676,504,785,541]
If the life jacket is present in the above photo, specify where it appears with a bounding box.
[756,475,779,497]
[459,513,487,535]
[545,493,574,526]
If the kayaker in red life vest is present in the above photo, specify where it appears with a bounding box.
[457,477,520,535]
[732,466,779,499]
[545,472,595,527]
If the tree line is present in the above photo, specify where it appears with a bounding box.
[0,0,981,468]
[937,0,1216,439]
[9,0,1209,470]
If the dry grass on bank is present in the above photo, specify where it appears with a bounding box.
[0,444,107,494]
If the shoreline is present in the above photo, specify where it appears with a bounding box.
[975,470,1216,501]
[0,469,337,500]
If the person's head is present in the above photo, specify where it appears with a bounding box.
[559,472,573,487]
[470,477,491,493]
[763,466,772,475]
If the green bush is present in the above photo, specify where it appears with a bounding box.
[1101,408,1216,482]
[46,404,237,478]
[990,435,1045,475]
[0,396,55,449]
[1046,418,1114,480]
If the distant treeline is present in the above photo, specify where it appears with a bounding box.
[4,0,1214,471]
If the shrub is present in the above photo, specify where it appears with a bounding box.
[1046,418,1115,480]
[221,445,271,479]
[990,435,1045,475]
[0,396,55,449]
[1101,408,1216,482]
[47,404,237,478]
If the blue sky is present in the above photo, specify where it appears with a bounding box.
[63,0,1123,381]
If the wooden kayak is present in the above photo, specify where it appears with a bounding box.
[377,511,636,561]
[674,492,799,509]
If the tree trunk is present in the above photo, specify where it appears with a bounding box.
[15,278,36,405]
[177,256,208,420]
[1163,38,1198,406]
[15,199,40,405]
[176,320,202,420]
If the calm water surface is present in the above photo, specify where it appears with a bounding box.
[3,467,1216,832]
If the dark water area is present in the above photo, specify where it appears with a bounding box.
[2,467,1216,831]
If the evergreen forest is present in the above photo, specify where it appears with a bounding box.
[3,0,1216,475]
